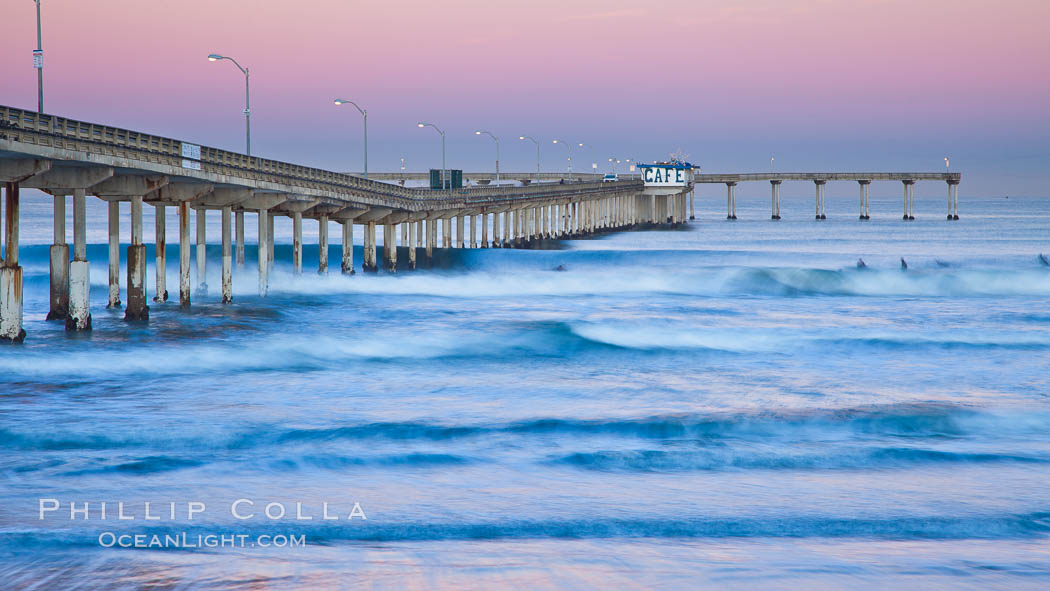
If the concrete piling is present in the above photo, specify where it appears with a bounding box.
[858,180,871,220]
[179,202,191,306]
[318,216,329,274]
[425,219,435,262]
[1,182,25,342]
[153,203,168,301]
[47,193,69,320]
[340,221,354,275]
[235,210,245,266]
[292,211,303,275]
[195,208,208,294]
[66,188,91,331]
[107,201,121,308]
[258,208,269,295]
[481,212,489,248]
[124,196,149,322]
[408,222,418,270]
[221,206,233,303]
[384,224,397,272]
[363,221,378,272]
[267,214,275,271]
[947,180,960,220]
[903,180,915,220]
[457,215,465,248]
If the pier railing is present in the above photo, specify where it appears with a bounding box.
[0,106,641,209]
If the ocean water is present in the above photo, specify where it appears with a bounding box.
[1,191,1049,589]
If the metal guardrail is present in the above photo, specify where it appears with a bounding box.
[0,105,642,210]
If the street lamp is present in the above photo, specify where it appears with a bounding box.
[519,136,540,175]
[770,156,775,172]
[207,53,251,158]
[33,0,43,114]
[334,98,368,179]
[552,139,574,181]
[945,156,950,172]
[475,130,500,186]
[418,122,447,191]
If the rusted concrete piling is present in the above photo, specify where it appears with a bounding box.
[47,192,68,320]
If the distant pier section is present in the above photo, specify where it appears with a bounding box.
[0,105,959,343]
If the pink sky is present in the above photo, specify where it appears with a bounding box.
[1,0,1048,193]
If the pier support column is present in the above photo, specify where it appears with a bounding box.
[858,180,871,220]
[363,222,378,272]
[258,208,269,295]
[441,218,450,249]
[267,214,275,271]
[340,221,354,275]
[179,202,191,306]
[67,188,91,331]
[124,196,149,322]
[292,211,303,275]
[902,180,915,220]
[689,190,695,220]
[318,216,329,274]
[221,206,232,303]
[425,219,435,262]
[235,210,245,267]
[814,181,827,220]
[195,208,207,295]
[107,201,121,308]
[153,204,167,302]
[481,213,489,248]
[384,224,397,272]
[454,215,462,248]
[469,215,477,248]
[770,180,781,220]
[1,182,25,341]
[408,222,418,269]
[47,193,69,320]
[500,211,509,246]
[726,183,737,220]
[948,180,960,220]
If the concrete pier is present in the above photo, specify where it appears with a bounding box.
[267,214,275,272]
[153,204,168,301]
[318,216,329,274]
[179,202,191,306]
[48,193,68,320]
[235,210,245,266]
[107,201,121,308]
[456,215,465,248]
[124,196,149,322]
[426,219,435,262]
[1,182,25,342]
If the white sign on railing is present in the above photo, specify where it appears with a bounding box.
[181,142,201,170]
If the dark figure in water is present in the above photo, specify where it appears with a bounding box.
[554,265,567,272]
[1040,254,1049,267]
[935,260,951,268]
[857,258,867,269]
[900,258,908,270]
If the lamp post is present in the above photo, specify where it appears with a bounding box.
[33,0,43,114]
[771,156,775,172]
[519,136,540,174]
[334,98,368,179]
[418,122,447,191]
[552,139,574,181]
[474,130,500,186]
[945,156,949,172]
[207,53,251,158]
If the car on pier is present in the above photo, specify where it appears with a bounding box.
[602,173,618,182]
